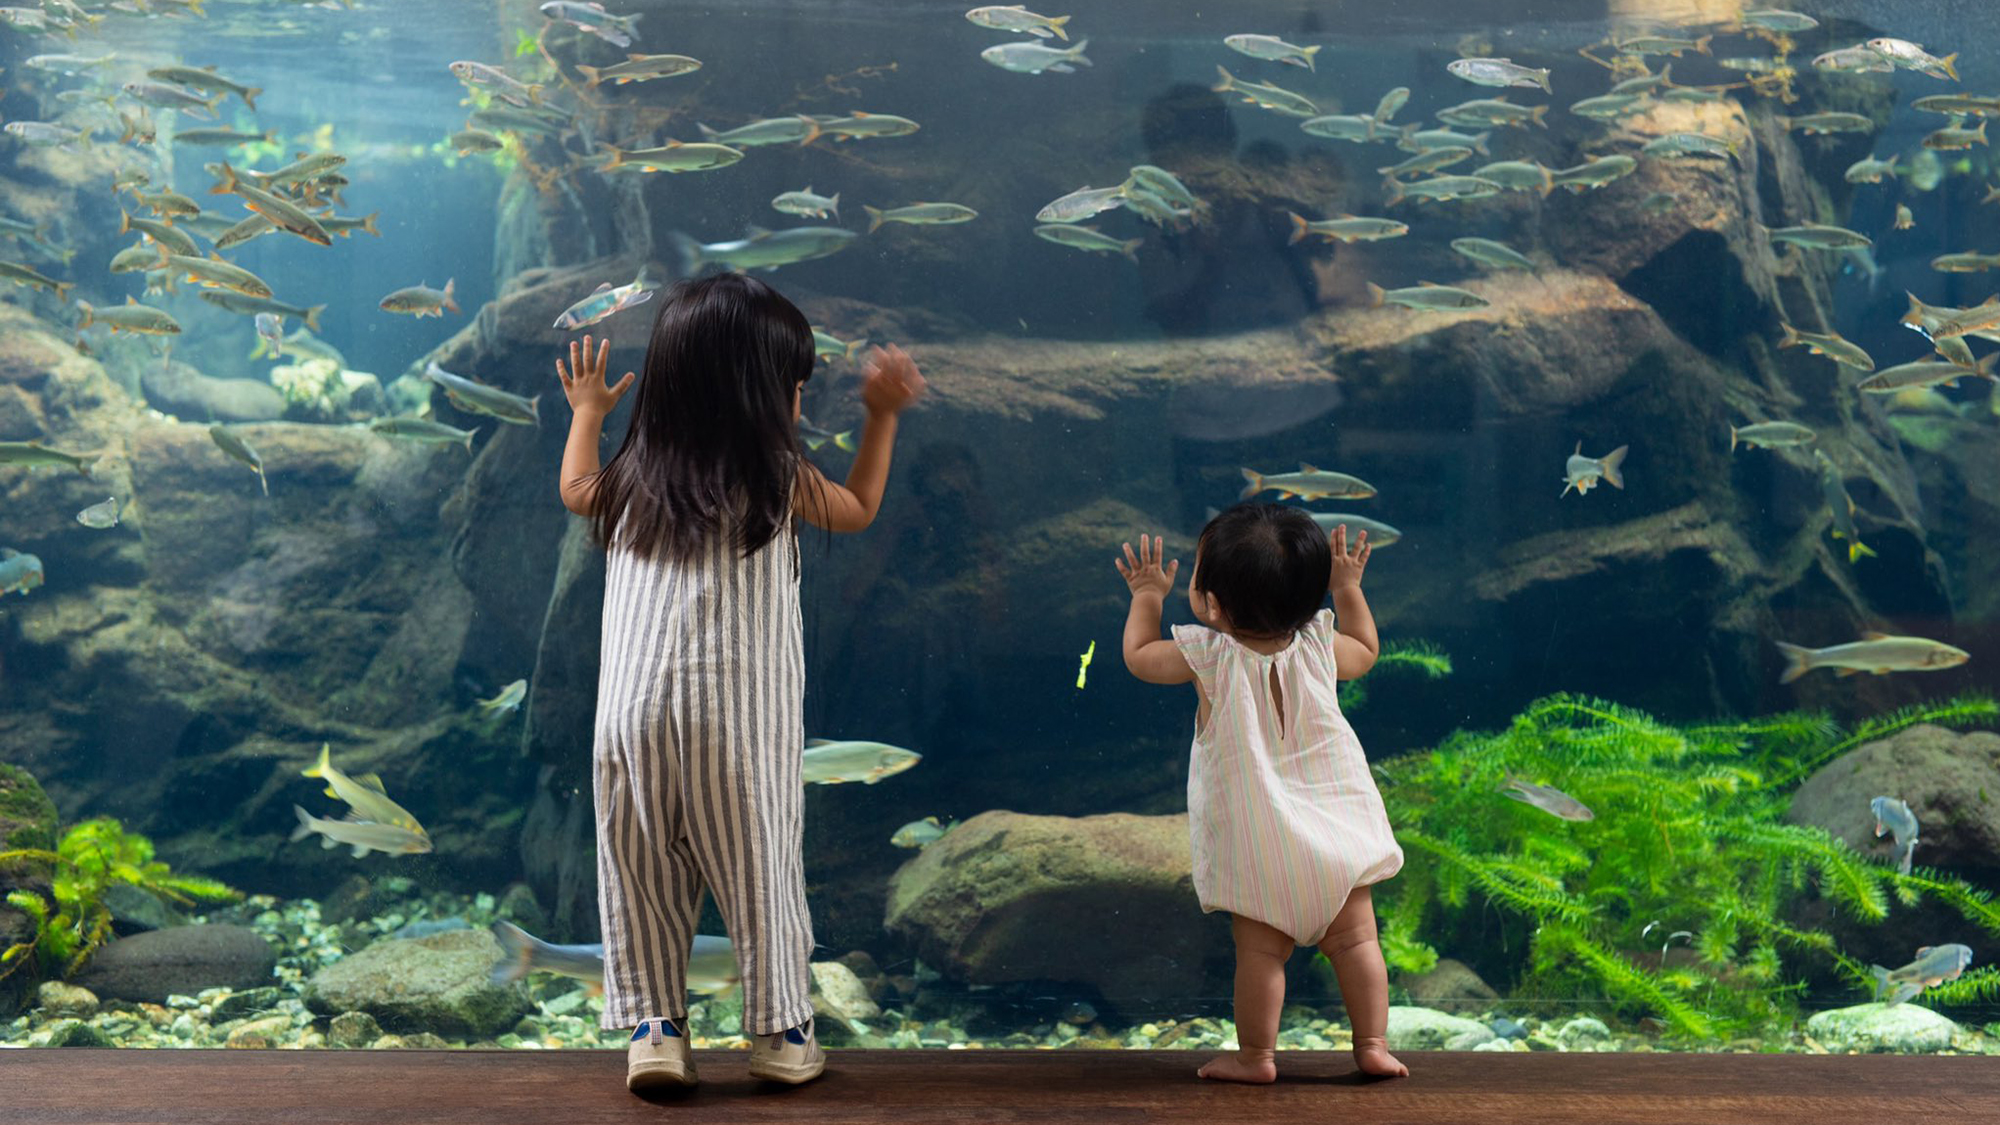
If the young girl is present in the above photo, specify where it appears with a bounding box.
[555,273,925,1092]
[1114,504,1407,1084]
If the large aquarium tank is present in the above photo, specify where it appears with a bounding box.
[3,0,1999,1059]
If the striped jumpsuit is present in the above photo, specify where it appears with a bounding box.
[1170,609,1404,946]
[592,517,814,1034]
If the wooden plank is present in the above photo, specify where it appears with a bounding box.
[2,1049,1996,1125]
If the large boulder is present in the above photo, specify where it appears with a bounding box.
[884,810,1232,1016]
[71,924,276,1003]
[304,928,532,1039]
[140,360,285,423]
[1789,724,2000,875]
[0,762,60,1018]
[1806,1001,1959,1054]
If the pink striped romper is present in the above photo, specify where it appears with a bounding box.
[1170,608,1404,946]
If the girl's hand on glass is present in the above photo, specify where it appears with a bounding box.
[859,343,927,417]
[1115,534,1179,599]
[1329,523,1371,590]
[556,334,635,417]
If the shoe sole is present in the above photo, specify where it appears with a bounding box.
[747,1057,825,1084]
[627,1061,698,1091]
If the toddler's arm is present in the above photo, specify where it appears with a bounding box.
[555,334,635,516]
[1327,523,1379,679]
[797,344,926,532]
[1115,534,1194,684]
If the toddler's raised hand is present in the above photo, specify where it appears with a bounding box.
[1329,523,1371,590]
[556,334,635,417]
[860,343,927,417]
[1116,534,1179,599]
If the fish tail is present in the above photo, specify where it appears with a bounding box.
[1976,352,1999,380]
[1383,178,1405,207]
[864,205,886,234]
[1941,52,1960,82]
[1898,842,1914,875]
[796,117,821,145]
[525,83,544,105]
[600,145,626,171]
[1530,104,1550,129]
[1046,14,1070,40]
[1120,236,1142,261]
[1778,322,1802,349]
[77,300,94,330]
[358,212,380,238]
[1599,445,1628,489]
[1068,38,1090,67]
[302,742,330,780]
[298,303,326,333]
[241,86,261,111]
[257,466,269,497]
[1212,65,1235,93]
[1366,281,1387,310]
[1729,425,1739,453]
[1868,964,1890,999]
[290,804,316,843]
[1774,641,1812,684]
[1849,539,1877,563]
[834,430,856,453]
[1694,34,1712,56]
[696,122,719,141]
[1287,212,1310,246]
[1239,467,1264,501]
[1302,45,1321,72]
[54,281,71,305]
[1536,68,1551,93]
[211,161,239,196]
[1536,164,1553,197]
[575,64,601,89]
[443,277,459,314]
[844,337,867,360]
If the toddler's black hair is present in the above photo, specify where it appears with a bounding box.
[1192,503,1331,638]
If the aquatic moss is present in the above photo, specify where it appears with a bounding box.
[1372,692,2000,1039]
[0,763,57,853]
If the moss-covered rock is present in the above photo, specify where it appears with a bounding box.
[303,928,531,1039]
[1806,1001,1959,1053]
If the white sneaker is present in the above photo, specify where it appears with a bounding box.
[747,1018,825,1084]
[626,1017,697,1091]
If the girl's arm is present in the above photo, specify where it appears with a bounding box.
[554,334,635,516]
[795,344,925,533]
[1116,534,1194,684]
[1327,523,1379,680]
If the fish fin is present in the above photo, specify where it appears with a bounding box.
[1859,630,1891,641]
[1693,34,1712,56]
[1121,236,1142,261]
[290,805,315,842]
[864,205,886,234]
[1941,52,1960,81]
[1774,640,1813,684]
[1778,322,1802,349]
[1046,14,1071,40]
[1729,425,1738,453]
[1212,65,1235,93]
[575,64,601,89]
[1530,105,1549,128]
[1599,445,1628,489]
[1238,467,1263,501]
[807,737,833,747]
[443,277,459,314]
[1287,212,1310,245]
[356,772,388,794]
[589,282,612,295]
[1850,540,1877,562]
[834,430,856,453]
[1299,462,1320,473]
[1365,281,1386,309]
[1383,178,1405,207]
[1834,667,1862,677]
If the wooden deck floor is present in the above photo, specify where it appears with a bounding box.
[4,1048,1998,1124]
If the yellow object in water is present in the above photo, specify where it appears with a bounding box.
[1076,640,1095,689]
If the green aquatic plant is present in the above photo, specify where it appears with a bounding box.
[0,816,240,984]
[1339,640,1453,712]
[1372,692,1999,1039]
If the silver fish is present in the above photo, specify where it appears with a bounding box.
[891,816,952,849]
[1871,796,1920,875]
[426,361,540,427]
[1239,464,1376,501]
[1728,421,1815,451]
[1036,185,1127,223]
[0,550,44,598]
[1499,773,1595,820]
[489,920,739,996]
[75,496,120,529]
[369,417,477,452]
[290,805,433,858]
[1451,237,1536,271]
[1211,65,1317,117]
[1367,281,1489,310]
[1869,944,1973,1005]
[476,679,527,714]
[981,38,1091,75]
[803,739,922,785]
[670,226,859,272]
[1864,38,1958,81]
[1224,34,1320,71]
[539,1,642,48]
[965,6,1071,40]
[1775,631,1968,682]
[1448,57,1551,92]
[1561,441,1627,497]
[301,743,427,833]
[208,425,267,495]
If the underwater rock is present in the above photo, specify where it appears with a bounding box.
[1395,957,1500,1015]
[42,1018,115,1047]
[810,959,881,1033]
[1556,1016,1614,1051]
[883,810,1232,1015]
[1384,1005,1491,1050]
[34,981,98,1019]
[103,884,183,935]
[303,928,531,1039]
[326,1009,382,1048]
[140,360,285,423]
[1788,724,2000,876]
[71,924,277,1003]
[269,360,386,423]
[1805,1001,1959,1053]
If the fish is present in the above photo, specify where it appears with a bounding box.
[0,441,97,475]
[300,743,427,833]
[1299,114,1381,142]
[966,6,1070,40]
[448,61,543,107]
[812,330,867,361]
[203,291,326,332]
[1569,94,1647,120]
[449,129,507,156]
[1813,451,1875,563]
[670,226,859,272]
[1399,127,1492,155]
[119,211,199,257]
[120,81,223,118]
[1912,94,2000,118]
[4,122,90,148]
[1640,132,1737,159]
[1365,280,1489,310]
[814,112,921,140]
[539,1,642,48]
[575,52,702,87]
[1871,796,1920,875]
[1447,57,1551,93]
[1436,96,1549,130]
[597,141,744,174]
[1561,441,1627,497]
[1855,354,1999,393]
[1812,46,1894,74]
[1125,165,1199,210]
[1924,121,1989,151]
[1778,323,1874,371]
[146,64,261,110]
[380,279,460,318]
[1729,421,1816,451]
[469,105,569,137]
[1863,38,1959,81]
[1868,945,1974,1006]
[1225,34,1320,71]
[1550,155,1637,191]
[242,152,350,192]
[317,212,380,240]
[1451,237,1536,271]
[157,251,273,298]
[1931,252,2000,273]
[78,297,180,335]
[0,550,45,598]
[130,188,201,219]
[476,679,527,715]
[1895,205,1917,230]
[1033,224,1141,259]
[696,116,821,147]
[1036,185,1128,224]
[804,739,922,785]
[1658,84,1732,104]
[172,127,273,147]
[1742,8,1817,33]
[1383,175,1503,205]
[798,415,856,453]
[209,163,332,246]
[864,203,979,232]
[256,327,346,368]
[1378,146,1475,179]
[891,817,952,849]
[118,108,158,146]
[208,424,268,494]
[553,270,655,330]
[1210,65,1317,117]
[773,187,840,220]
[1373,87,1411,126]
[1238,464,1376,501]
[1609,65,1672,96]
[1766,224,1872,250]
[1472,160,1555,195]
[426,361,540,427]
[1616,35,1712,58]
[1778,112,1875,135]
[1498,773,1595,821]
[25,53,117,74]
[1289,213,1408,244]
[1926,296,2000,341]
[0,260,72,301]
[1844,156,1900,184]
[1075,640,1094,689]
[253,313,286,358]
[1932,335,1978,367]
[369,417,478,452]
[982,39,1093,75]
[489,920,739,997]
[1304,513,1402,547]
[290,805,433,858]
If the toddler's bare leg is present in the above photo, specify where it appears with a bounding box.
[1317,885,1408,1077]
[1198,914,1292,1084]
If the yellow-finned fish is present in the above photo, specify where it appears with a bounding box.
[290,806,433,858]
[1239,464,1377,501]
[803,739,921,785]
[890,816,953,849]
[1775,632,1968,683]
[1076,640,1095,689]
[301,742,428,834]
[1561,442,1627,497]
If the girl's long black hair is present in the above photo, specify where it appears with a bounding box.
[589,272,820,563]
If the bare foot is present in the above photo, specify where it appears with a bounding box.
[1198,1049,1277,1084]
[1353,1036,1409,1078]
